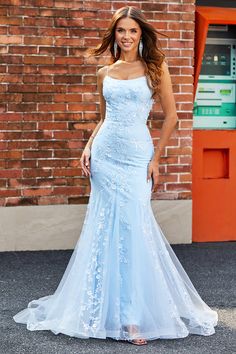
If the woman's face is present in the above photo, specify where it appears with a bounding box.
[115,17,142,54]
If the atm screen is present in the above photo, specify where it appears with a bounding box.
[201,44,231,76]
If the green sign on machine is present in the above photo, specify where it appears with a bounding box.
[193,36,236,129]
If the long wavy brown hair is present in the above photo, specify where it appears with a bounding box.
[86,6,167,99]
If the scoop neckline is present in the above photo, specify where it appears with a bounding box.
[104,75,146,82]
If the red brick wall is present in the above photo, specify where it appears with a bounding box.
[0,0,195,207]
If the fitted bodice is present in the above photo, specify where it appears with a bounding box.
[103,75,154,126]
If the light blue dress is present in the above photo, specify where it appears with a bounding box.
[13,69,218,341]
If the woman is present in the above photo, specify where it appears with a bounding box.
[13,6,218,346]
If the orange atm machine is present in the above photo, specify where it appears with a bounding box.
[193,6,236,242]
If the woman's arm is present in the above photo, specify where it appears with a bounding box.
[153,60,178,162]
[84,67,106,149]
[80,66,107,176]
[147,60,178,191]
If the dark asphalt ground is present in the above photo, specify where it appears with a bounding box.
[0,242,235,354]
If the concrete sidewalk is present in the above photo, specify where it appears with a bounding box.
[0,242,235,354]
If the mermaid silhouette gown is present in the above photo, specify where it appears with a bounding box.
[13,68,218,341]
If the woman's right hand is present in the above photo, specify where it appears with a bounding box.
[80,146,91,176]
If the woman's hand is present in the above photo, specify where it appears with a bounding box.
[147,159,159,193]
[80,146,91,177]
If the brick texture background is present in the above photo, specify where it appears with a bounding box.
[0,0,195,207]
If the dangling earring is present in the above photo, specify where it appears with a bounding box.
[114,41,118,57]
[139,38,143,57]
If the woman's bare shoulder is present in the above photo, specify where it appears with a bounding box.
[160,59,170,74]
[97,65,110,80]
